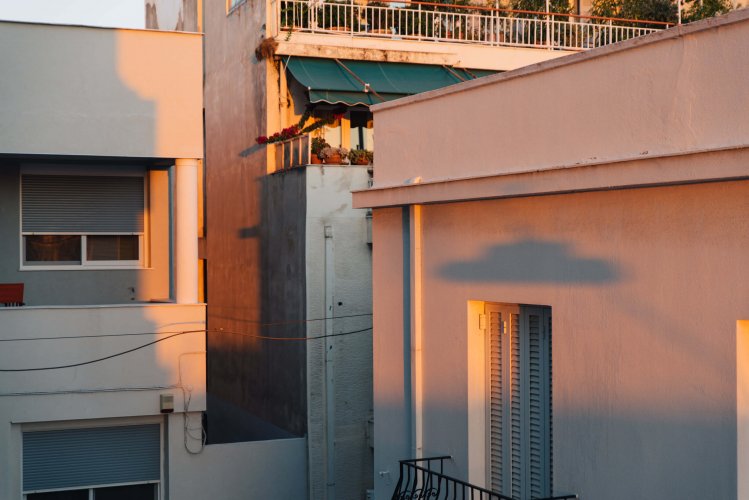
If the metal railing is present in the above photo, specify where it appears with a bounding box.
[272,0,670,51]
[392,456,578,500]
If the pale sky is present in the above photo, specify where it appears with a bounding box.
[0,0,144,29]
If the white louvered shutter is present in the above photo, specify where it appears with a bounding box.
[486,304,552,500]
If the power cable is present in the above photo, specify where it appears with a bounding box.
[0,326,373,372]
[0,312,373,342]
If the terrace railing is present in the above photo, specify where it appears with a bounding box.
[272,0,671,51]
[274,134,310,171]
[393,456,578,500]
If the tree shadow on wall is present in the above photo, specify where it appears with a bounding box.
[439,238,620,284]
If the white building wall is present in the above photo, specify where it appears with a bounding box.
[305,165,374,500]
[0,303,206,500]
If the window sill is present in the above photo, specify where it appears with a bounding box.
[19,265,149,271]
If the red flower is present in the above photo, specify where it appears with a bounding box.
[256,136,268,144]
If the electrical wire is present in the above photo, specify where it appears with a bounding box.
[0,312,373,342]
[216,326,373,342]
[0,326,373,372]
[0,331,201,372]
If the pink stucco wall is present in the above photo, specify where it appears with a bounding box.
[369,11,749,189]
[363,9,749,500]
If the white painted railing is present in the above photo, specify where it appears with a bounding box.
[272,0,669,51]
[274,134,311,171]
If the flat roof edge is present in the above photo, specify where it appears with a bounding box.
[370,7,749,113]
[0,18,203,36]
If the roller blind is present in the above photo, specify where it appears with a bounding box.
[23,424,160,493]
[22,175,144,233]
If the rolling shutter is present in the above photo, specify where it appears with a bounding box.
[22,175,144,233]
[23,424,160,493]
[487,304,552,500]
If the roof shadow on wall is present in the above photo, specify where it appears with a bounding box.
[439,238,620,284]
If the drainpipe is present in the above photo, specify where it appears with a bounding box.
[324,224,336,500]
[409,205,423,459]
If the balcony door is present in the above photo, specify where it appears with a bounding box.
[485,303,552,500]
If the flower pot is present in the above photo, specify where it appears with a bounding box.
[323,153,343,164]
[353,157,370,165]
[311,154,322,164]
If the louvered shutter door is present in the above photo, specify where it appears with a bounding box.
[23,424,160,492]
[22,175,144,233]
[488,309,504,493]
[511,312,523,500]
[487,304,551,500]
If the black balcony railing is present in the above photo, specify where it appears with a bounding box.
[392,456,578,500]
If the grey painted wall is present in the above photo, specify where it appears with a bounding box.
[0,21,202,159]
[0,165,169,306]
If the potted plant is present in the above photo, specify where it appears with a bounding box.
[348,148,373,165]
[310,137,329,164]
[319,146,349,165]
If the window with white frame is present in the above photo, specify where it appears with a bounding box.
[21,174,145,269]
[22,424,161,500]
[485,303,552,500]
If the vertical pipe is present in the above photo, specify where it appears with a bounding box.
[410,205,423,459]
[401,207,413,459]
[324,224,336,500]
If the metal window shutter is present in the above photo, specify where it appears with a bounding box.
[522,307,552,500]
[22,175,144,233]
[23,424,160,492]
[488,310,503,493]
[511,312,522,500]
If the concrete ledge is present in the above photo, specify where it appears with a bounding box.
[353,145,749,208]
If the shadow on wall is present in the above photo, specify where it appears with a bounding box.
[439,238,620,284]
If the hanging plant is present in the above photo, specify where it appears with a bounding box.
[256,111,345,145]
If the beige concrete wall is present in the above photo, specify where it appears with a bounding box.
[369,11,749,189]
[371,181,749,499]
[0,22,202,159]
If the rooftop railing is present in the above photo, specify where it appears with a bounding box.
[273,0,672,51]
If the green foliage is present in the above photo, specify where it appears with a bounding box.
[511,0,572,15]
[683,0,733,22]
[591,0,734,24]
[591,0,676,23]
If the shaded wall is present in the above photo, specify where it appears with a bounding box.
[261,169,308,435]
[204,0,306,435]
[372,180,749,499]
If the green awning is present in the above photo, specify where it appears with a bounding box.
[286,57,499,106]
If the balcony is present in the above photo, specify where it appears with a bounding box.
[272,0,670,53]
[393,456,578,500]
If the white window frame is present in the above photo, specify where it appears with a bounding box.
[22,480,160,500]
[20,233,145,271]
[18,169,149,271]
